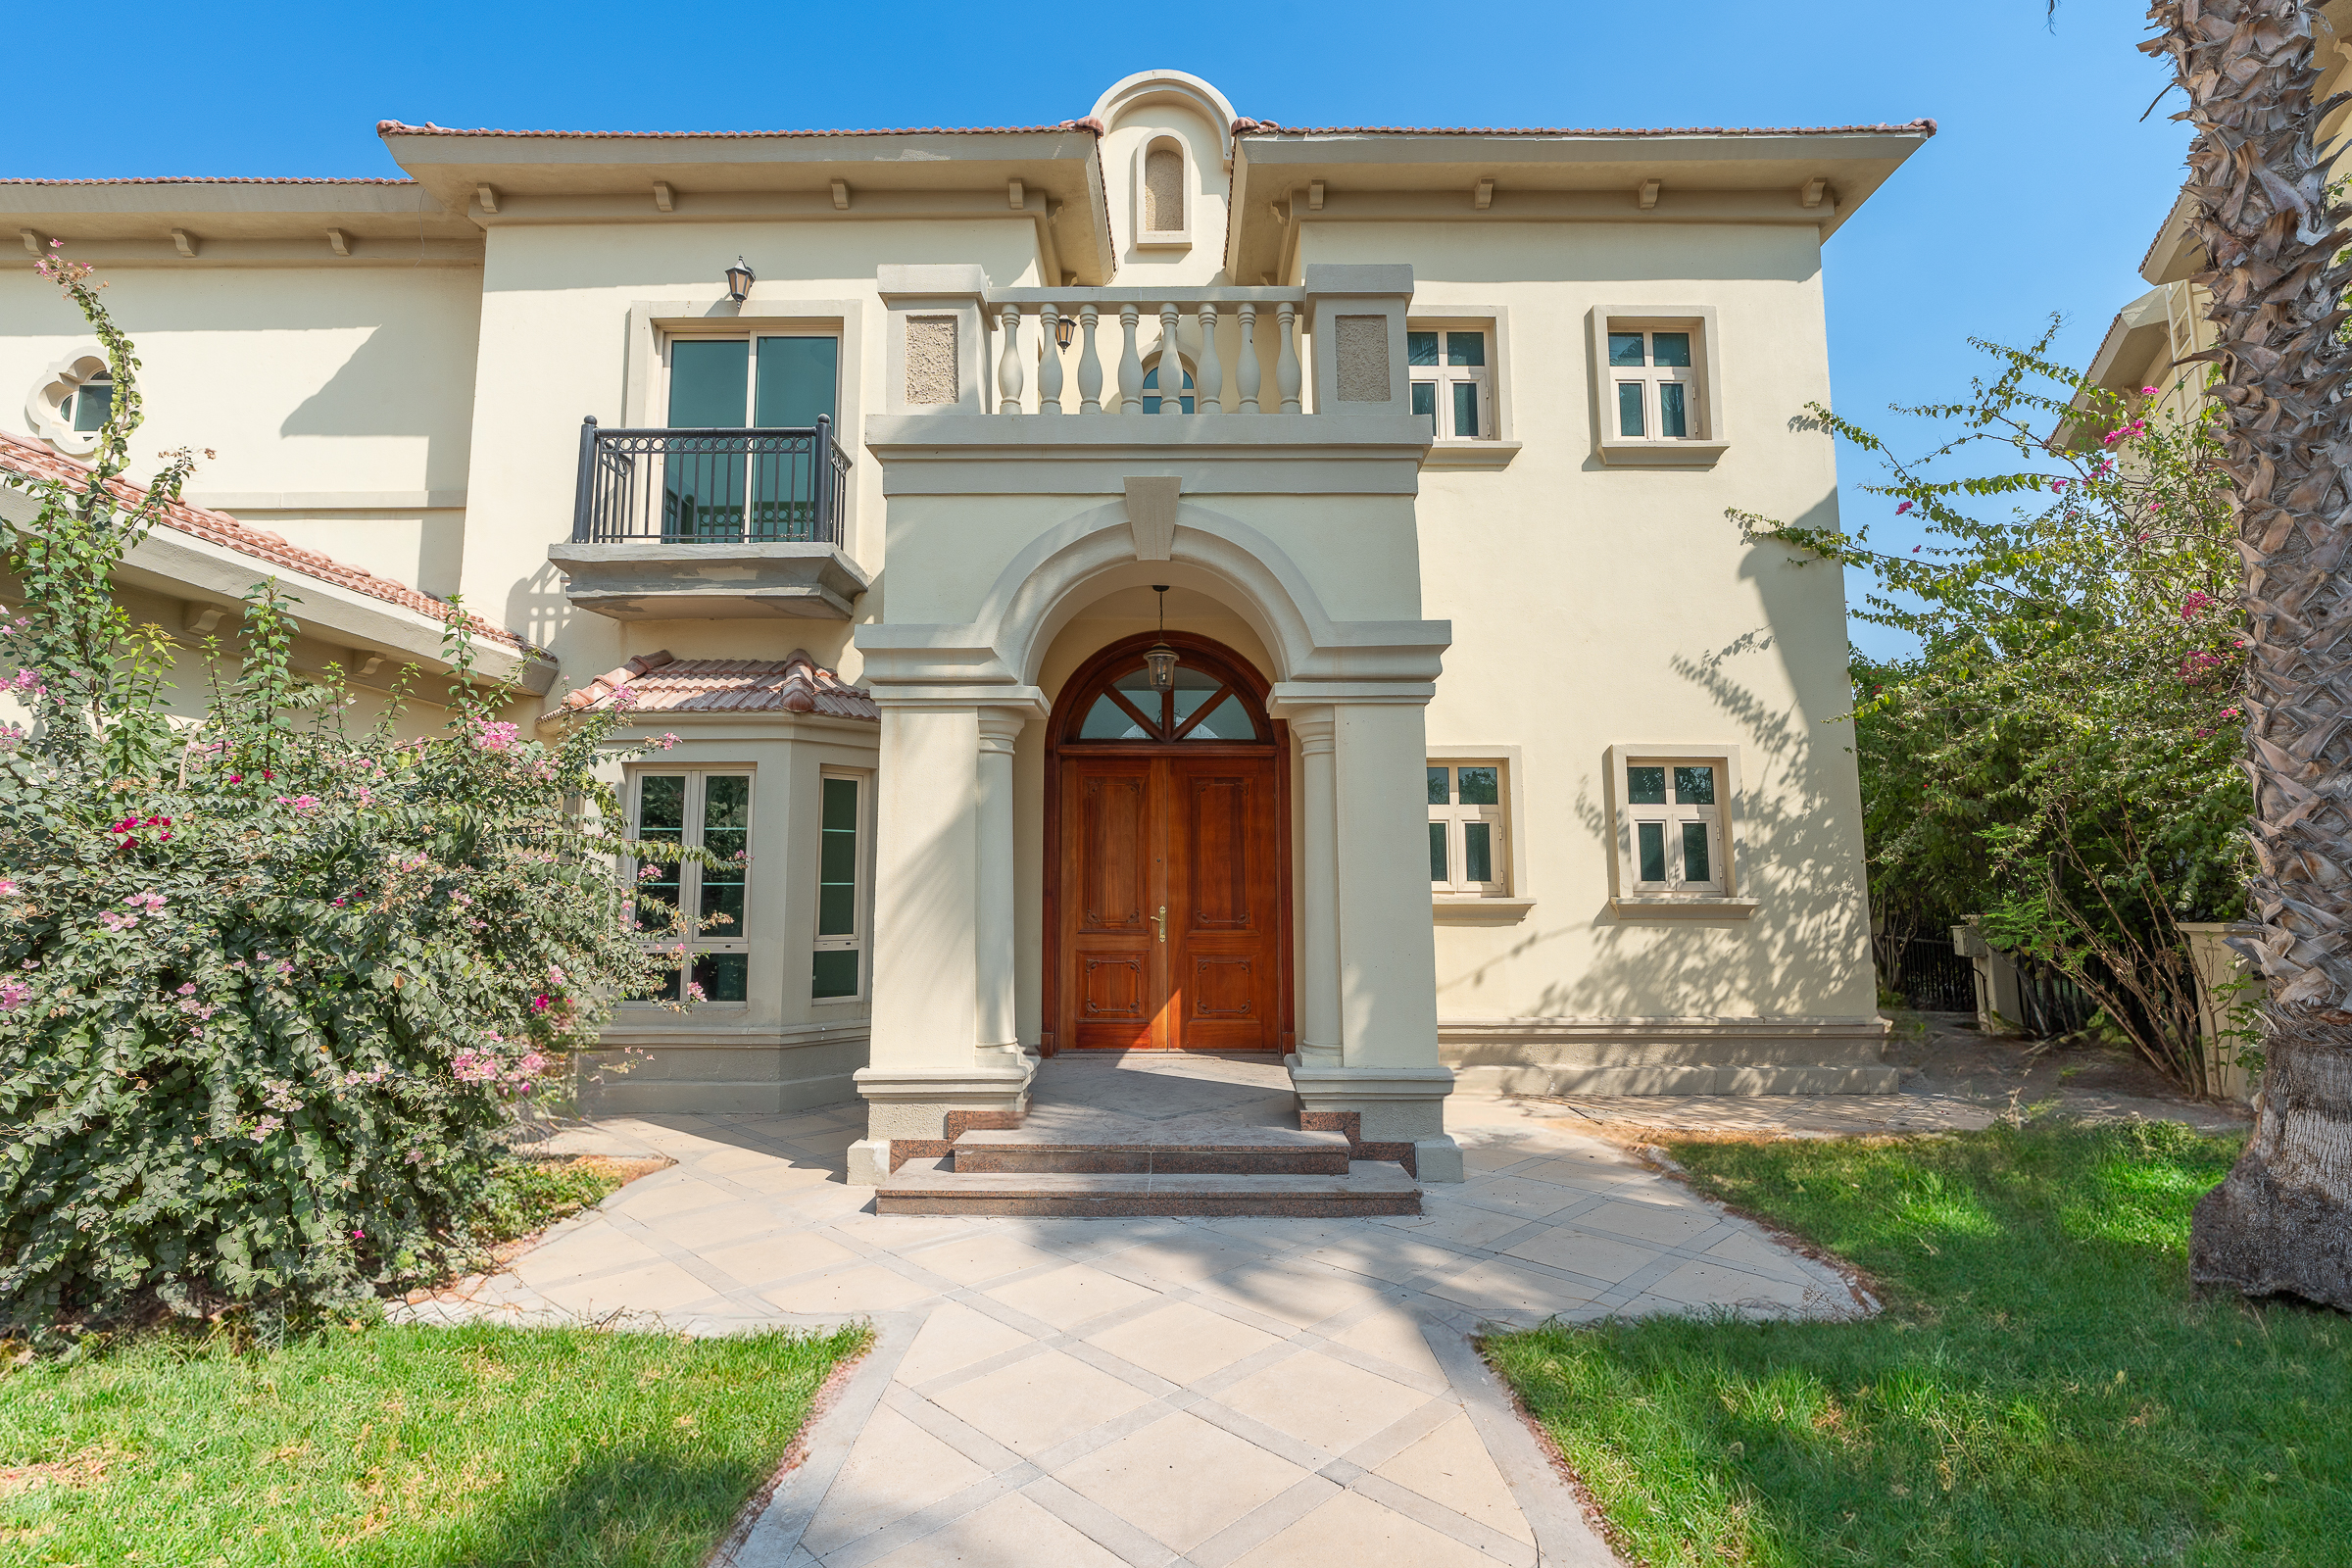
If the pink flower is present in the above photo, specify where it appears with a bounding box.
[273,794,321,812]
[1894,500,1913,514]
[2180,591,2214,620]
[472,718,521,754]
[2141,385,2158,395]
[0,879,17,898]
[0,980,27,1011]
[530,994,552,1012]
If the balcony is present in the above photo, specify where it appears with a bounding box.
[548,417,869,619]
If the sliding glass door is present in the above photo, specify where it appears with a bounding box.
[662,336,839,543]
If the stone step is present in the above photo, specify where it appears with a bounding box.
[949,1126,1351,1176]
[875,1158,1420,1218]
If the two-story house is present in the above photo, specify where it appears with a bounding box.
[1,71,1930,1192]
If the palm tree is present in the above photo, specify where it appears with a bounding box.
[2145,0,2352,1309]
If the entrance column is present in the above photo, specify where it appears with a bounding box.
[848,697,1038,1185]
[1286,690,1464,1182]
[1291,710,1343,1068]
[974,708,1029,1064]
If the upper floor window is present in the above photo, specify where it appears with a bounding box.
[1134,135,1192,248]
[1409,330,1491,440]
[667,334,839,429]
[67,370,113,433]
[1609,329,1697,440]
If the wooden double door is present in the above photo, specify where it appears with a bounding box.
[1055,751,1285,1051]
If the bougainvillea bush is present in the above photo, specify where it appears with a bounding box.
[1739,329,2247,1089]
[0,255,689,1338]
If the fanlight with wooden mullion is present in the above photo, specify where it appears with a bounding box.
[1069,659,1263,744]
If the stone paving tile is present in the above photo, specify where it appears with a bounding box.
[1229,1488,1503,1568]
[1057,1409,1312,1553]
[1374,1410,1537,1545]
[398,1072,1888,1566]
[1082,1299,1285,1387]
[1210,1348,1437,1457]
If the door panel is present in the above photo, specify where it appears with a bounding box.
[1165,756,1282,1051]
[1055,750,1282,1052]
[1062,760,1162,1050]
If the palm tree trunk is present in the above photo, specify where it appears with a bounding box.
[2146,0,2352,1309]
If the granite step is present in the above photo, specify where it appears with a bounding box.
[949,1125,1352,1176]
[874,1158,1421,1218]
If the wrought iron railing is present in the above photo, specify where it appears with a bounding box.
[570,416,849,546]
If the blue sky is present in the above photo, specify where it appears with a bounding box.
[23,0,2188,660]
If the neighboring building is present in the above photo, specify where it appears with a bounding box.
[0,72,1931,1183]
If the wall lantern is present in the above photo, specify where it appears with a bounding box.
[1145,584,1179,693]
[1054,312,1078,350]
[724,257,756,303]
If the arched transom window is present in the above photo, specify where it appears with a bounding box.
[1063,645,1268,745]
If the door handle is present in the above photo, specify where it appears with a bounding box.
[1152,905,1167,943]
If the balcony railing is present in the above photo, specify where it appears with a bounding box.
[982,287,1306,416]
[571,416,850,546]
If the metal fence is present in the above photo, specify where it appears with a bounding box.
[571,416,850,547]
[1884,935,1977,1013]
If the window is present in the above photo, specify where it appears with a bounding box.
[1075,662,1260,742]
[1624,760,1723,892]
[667,334,839,429]
[1589,307,1723,465]
[1142,361,1196,415]
[1608,329,1698,440]
[811,770,868,1001]
[1605,745,1751,915]
[67,370,112,433]
[1428,761,1508,896]
[629,770,753,1003]
[1408,329,1491,440]
[662,334,841,542]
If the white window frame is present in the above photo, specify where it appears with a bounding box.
[625,767,755,1004]
[658,328,842,428]
[1428,745,1534,921]
[1131,133,1194,249]
[23,347,114,458]
[1605,744,1756,919]
[1588,306,1728,466]
[1410,312,1521,469]
[1407,324,1494,441]
[810,766,873,1005]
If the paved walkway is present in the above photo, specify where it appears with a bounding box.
[414,1055,1870,1567]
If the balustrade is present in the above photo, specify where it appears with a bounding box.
[980,288,1305,416]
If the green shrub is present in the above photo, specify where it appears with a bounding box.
[0,253,696,1339]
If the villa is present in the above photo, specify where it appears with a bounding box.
[0,71,1931,1201]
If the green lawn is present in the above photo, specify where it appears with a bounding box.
[0,1320,867,1567]
[1,1155,866,1567]
[1489,1122,2349,1568]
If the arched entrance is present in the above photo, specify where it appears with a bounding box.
[1044,631,1291,1053]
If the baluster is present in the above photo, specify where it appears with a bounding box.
[1077,303,1103,414]
[1038,304,1064,415]
[1195,302,1223,415]
[1275,301,1302,414]
[1158,303,1183,415]
[1236,303,1261,414]
[997,305,1023,414]
[1116,304,1144,414]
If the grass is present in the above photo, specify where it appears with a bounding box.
[1488,1121,2350,1567]
[0,1320,869,1567]
[2,1152,865,1567]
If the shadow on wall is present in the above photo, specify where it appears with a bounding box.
[1439,495,1874,1020]
[514,562,573,657]
[279,325,462,443]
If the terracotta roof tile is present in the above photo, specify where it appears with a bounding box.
[554,649,875,720]
[377,120,1099,140]
[0,431,531,653]
[1234,119,1937,138]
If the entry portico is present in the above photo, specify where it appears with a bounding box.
[847,309,1465,1181]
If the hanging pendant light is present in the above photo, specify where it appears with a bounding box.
[1145,585,1178,693]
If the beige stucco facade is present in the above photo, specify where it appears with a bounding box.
[1,72,1932,1172]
